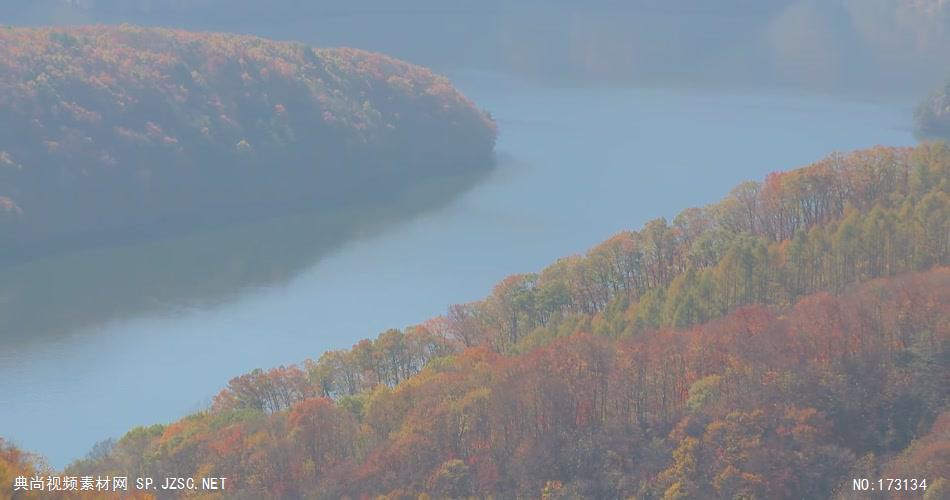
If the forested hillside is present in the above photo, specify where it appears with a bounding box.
[26,143,943,498]
[0,439,42,499]
[0,26,496,261]
[4,1,947,94]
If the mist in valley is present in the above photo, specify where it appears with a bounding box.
[0,0,945,480]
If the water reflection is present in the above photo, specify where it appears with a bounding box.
[0,167,493,345]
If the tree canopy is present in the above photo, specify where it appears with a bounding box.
[0,26,496,260]
[36,143,948,498]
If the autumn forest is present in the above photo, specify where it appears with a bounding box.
[2,3,949,500]
[0,26,496,261]
[4,142,946,498]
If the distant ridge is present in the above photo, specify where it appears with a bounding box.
[0,25,497,261]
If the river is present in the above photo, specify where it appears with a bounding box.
[0,71,915,467]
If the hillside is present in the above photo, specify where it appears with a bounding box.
[4,1,948,93]
[12,143,937,498]
[0,26,496,261]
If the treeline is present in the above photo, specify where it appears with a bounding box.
[5,1,948,93]
[48,143,949,498]
[0,26,496,261]
[204,144,948,404]
[62,271,949,498]
[443,145,948,353]
[0,438,44,499]
[916,77,950,141]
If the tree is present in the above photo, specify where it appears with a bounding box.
[428,459,473,498]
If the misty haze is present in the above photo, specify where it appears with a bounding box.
[0,2,947,498]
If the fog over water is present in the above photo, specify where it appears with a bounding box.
[0,69,915,467]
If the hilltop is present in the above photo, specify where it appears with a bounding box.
[0,26,496,261]
[4,1,949,93]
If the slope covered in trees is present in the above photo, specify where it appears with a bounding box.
[9,143,948,497]
[0,439,44,499]
[5,0,948,93]
[0,26,496,261]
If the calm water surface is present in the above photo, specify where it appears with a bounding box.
[0,72,915,467]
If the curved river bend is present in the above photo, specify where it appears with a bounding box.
[0,72,914,467]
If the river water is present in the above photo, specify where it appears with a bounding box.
[0,71,915,467]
